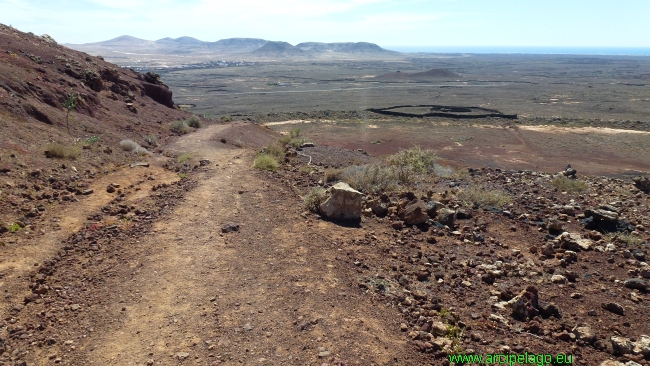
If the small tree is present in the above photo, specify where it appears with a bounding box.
[62,92,76,136]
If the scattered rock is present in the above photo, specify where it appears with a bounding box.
[624,278,650,292]
[633,176,650,192]
[602,302,625,316]
[176,352,190,361]
[221,222,240,233]
[319,182,362,221]
[399,199,429,225]
[436,208,456,227]
[505,286,539,320]
[611,335,634,355]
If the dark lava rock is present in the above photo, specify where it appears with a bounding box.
[633,176,650,192]
[538,301,561,318]
[221,222,240,233]
[399,199,429,225]
[601,302,625,316]
[624,278,650,292]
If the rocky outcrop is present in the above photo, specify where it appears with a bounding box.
[142,82,174,108]
[319,182,362,221]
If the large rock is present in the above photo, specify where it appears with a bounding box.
[633,176,650,192]
[142,82,174,108]
[506,286,539,320]
[632,335,650,357]
[559,232,594,251]
[319,182,362,221]
[574,324,596,344]
[436,208,456,227]
[399,200,429,225]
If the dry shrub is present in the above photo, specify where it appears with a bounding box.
[387,146,438,173]
[253,153,279,171]
[186,115,202,128]
[263,141,286,159]
[45,142,79,160]
[457,185,512,208]
[119,139,139,151]
[234,140,244,148]
[324,168,343,183]
[171,120,191,134]
[303,186,328,213]
[551,176,589,193]
[342,164,399,194]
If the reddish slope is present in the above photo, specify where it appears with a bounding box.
[0,24,197,229]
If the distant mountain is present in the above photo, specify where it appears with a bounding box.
[83,35,155,47]
[156,36,204,45]
[251,41,305,57]
[65,36,404,63]
[296,42,396,54]
[210,38,268,50]
[375,68,460,81]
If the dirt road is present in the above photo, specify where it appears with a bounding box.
[5,124,417,366]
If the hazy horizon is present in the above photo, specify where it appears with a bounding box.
[2,0,649,49]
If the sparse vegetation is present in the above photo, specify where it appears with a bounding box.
[177,173,188,179]
[143,135,159,146]
[302,186,328,213]
[8,223,23,233]
[234,139,244,148]
[86,136,100,144]
[551,176,589,193]
[62,92,76,136]
[119,139,151,155]
[170,120,191,134]
[387,146,438,183]
[119,139,139,151]
[253,153,280,171]
[324,168,344,183]
[606,232,645,246]
[342,164,399,194]
[177,153,192,163]
[220,115,233,122]
[186,115,203,128]
[457,185,512,208]
[45,142,80,160]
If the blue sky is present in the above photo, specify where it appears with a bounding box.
[1,0,649,47]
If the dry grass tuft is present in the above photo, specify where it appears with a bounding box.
[342,164,399,194]
[45,142,79,160]
[253,153,279,171]
[551,176,589,193]
[457,185,512,208]
[303,186,328,213]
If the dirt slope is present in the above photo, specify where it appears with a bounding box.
[1,123,423,365]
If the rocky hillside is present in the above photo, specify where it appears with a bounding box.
[0,24,195,233]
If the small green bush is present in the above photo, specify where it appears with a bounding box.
[177,153,192,163]
[9,223,23,233]
[186,115,202,128]
[263,141,286,160]
[45,142,79,160]
[253,153,279,171]
[457,186,512,208]
[143,135,159,146]
[303,186,328,213]
[551,176,589,193]
[86,136,100,144]
[387,146,438,174]
[171,120,191,134]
